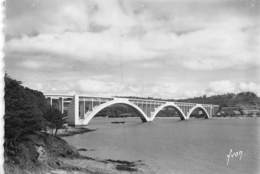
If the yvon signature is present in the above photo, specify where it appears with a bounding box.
[226,149,243,166]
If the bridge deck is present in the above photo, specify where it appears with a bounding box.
[45,94,219,125]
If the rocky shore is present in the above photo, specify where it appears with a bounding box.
[4,127,154,174]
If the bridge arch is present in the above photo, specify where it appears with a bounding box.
[151,102,187,121]
[187,104,210,119]
[81,99,150,125]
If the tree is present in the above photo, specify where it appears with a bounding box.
[43,107,66,136]
[229,92,259,106]
[4,74,49,156]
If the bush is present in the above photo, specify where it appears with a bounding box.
[3,74,69,158]
[4,74,76,174]
[43,107,66,136]
[4,74,50,155]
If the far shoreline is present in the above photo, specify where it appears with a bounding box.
[57,116,260,137]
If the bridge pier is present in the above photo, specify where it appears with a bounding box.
[67,95,80,125]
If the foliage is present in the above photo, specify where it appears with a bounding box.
[43,107,66,136]
[115,92,260,117]
[4,74,48,143]
[228,92,259,106]
[96,104,141,117]
[178,92,260,107]
[4,74,66,157]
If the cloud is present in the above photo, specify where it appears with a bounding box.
[20,60,42,69]
[6,15,259,71]
[181,26,260,70]
[238,82,260,93]
[5,31,160,63]
[207,80,260,96]
[25,75,260,99]
[207,80,237,94]
[76,79,122,96]
[5,0,90,36]
[90,0,137,29]
[4,0,260,99]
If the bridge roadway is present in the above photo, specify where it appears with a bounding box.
[45,94,219,125]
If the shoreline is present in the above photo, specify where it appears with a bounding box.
[154,116,259,119]
[50,155,153,174]
[51,125,153,174]
[57,126,96,137]
[211,116,259,119]
[50,117,258,174]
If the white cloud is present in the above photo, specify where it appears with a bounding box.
[182,90,205,99]
[76,79,121,96]
[238,82,260,94]
[74,79,179,98]
[5,0,260,99]
[208,80,237,94]
[207,80,260,96]
[172,19,260,70]
[6,0,90,36]
[6,15,259,71]
[91,0,136,29]
[5,31,159,62]
[29,76,260,99]
[20,60,42,69]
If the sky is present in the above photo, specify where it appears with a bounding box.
[4,0,260,99]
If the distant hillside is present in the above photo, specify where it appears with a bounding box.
[178,92,260,107]
[117,92,260,107]
[103,92,260,118]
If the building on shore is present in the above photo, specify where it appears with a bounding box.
[216,105,260,117]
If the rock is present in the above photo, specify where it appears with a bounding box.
[36,145,47,162]
[5,132,79,174]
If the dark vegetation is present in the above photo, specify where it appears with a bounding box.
[4,74,259,173]
[156,107,182,117]
[96,103,189,118]
[118,92,260,107]
[96,103,142,117]
[115,92,260,117]
[179,92,260,117]
[178,92,260,107]
[4,74,145,174]
[4,74,75,173]
[97,104,186,118]
[44,107,66,136]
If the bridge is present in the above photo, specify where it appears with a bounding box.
[45,94,219,125]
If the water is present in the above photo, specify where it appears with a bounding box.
[64,117,260,174]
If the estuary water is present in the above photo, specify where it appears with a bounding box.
[64,117,260,174]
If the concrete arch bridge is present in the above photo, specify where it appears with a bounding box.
[45,94,219,125]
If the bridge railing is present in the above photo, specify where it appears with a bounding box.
[45,94,219,125]
[119,97,218,107]
[45,94,218,107]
